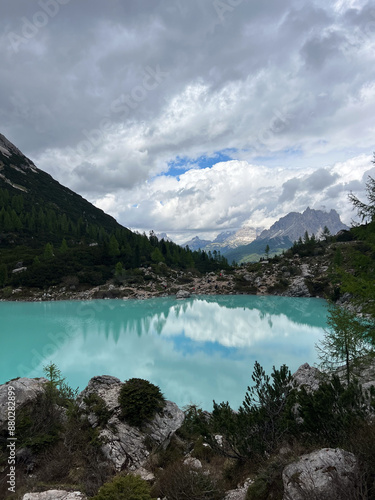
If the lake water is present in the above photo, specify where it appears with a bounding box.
[0,295,328,410]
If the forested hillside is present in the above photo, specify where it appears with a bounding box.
[0,134,228,292]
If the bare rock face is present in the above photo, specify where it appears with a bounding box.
[78,375,184,471]
[282,448,359,500]
[0,378,47,430]
[292,363,322,393]
[22,492,87,500]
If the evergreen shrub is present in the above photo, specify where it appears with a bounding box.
[119,378,165,428]
[92,474,154,500]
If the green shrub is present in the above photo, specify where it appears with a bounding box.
[84,393,111,427]
[92,474,154,500]
[119,378,165,428]
[192,436,215,462]
[246,459,284,500]
[1,286,12,298]
[206,362,296,460]
[297,374,375,447]
[178,404,208,440]
[152,461,224,500]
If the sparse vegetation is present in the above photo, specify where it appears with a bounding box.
[92,474,155,500]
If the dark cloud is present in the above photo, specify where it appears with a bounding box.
[304,168,339,191]
[279,178,301,203]
[0,0,374,236]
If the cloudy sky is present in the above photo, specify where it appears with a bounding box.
[1,0,375,243]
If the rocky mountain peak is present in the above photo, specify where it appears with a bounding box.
[258,208,349,243]
[0,133,37,173]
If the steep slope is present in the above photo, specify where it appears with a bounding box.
[0,133,123,246]
[0,133,228,292]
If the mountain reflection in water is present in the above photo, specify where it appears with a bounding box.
[0,295,327,410]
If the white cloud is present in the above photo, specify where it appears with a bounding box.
[90,154,372,243]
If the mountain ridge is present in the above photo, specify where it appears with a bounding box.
[181,207,349,261]
[258,206,349,242]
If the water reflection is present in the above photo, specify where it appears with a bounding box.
[0,296,327,410]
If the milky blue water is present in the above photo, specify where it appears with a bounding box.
[0,295,328,410]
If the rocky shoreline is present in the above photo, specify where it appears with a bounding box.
[2,251,333,303]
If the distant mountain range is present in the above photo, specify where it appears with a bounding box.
[181,207,349,263]
[183,227,260,253]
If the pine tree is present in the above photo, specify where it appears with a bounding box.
[44,242,54,259]
[108,234,120,257]
[115,261,124,278]
[349,170,375,222]
[265,244,270,259]
[151,247,164,263]
[0,264,8,287]
[60,238,68,253]
[317,304,374,384]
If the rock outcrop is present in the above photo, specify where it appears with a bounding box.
[176,289,191,299]
[78,375,184,470]
[292,363,322,393]
[282,448,359,500]
[23,492,87,500]
[0,378,47,430]
[259,207,348,243]
[286,276,311,297]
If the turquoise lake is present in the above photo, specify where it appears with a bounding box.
[0,295,328,410]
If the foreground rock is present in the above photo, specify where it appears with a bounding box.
[23,492,87,500]
[78,375,184,470]
[282,448,359,500]
[0,378,47,430]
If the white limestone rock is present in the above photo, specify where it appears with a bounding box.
[78,375,184,471]
[23,491,87,500]
[282,448,359,500]
[0,378,47,430]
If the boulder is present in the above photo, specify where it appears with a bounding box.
[0,378,47,430]
[292,363,322,393]
[282,448,359,500]
[287,277,310,297]
[183,457,202,469]
[78,375,184,470]
[23,492,87,500]
[176,289,191,299]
